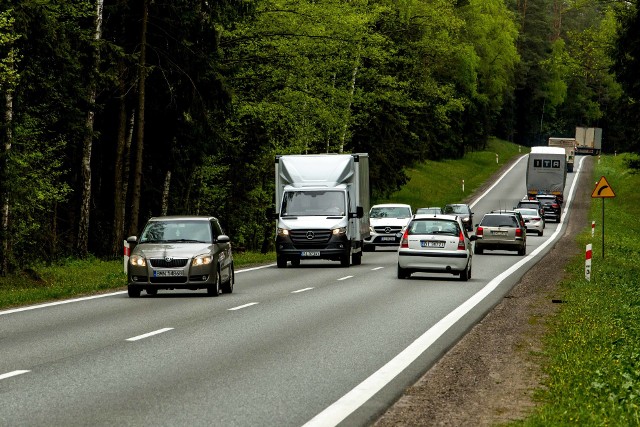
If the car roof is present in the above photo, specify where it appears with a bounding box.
[412,214,460,221]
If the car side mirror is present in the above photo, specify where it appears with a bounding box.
[216,234,230,243]
[469,235,478,241]
[126,236,137,243]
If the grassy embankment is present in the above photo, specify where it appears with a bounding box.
[0,138,524,310]
[516,152,640,425]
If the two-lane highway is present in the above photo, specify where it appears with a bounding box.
[0,155,589,426]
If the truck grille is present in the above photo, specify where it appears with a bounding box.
[290,229,332,248]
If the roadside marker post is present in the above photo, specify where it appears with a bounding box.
[462,179,465,193]
[591,221,595,238]
[496,153,499,164]
[123,240,130,274]
[585,244,592,281]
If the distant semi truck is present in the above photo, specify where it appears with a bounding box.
[526,146,567,204]
[548,137,576,172]
[575,126,602,156]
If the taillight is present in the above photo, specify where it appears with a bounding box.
[516,228,523,237]
[400,229,409,248]
[533,217,541,221]
[476,226,483,237]
[552,203,559,209]
[457,231,465,250]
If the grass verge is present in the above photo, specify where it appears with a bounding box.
[517,152,640,425]
[0,139,524,311]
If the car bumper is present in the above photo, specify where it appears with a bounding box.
[398,250,469,272]
[128,263,216,288]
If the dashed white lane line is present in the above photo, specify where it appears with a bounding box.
[292,288,314,293]
[126,327,174,342]
[0,370,30,381]
[228,302,259,311]
[371,267,384,271]
[337,276,353,281]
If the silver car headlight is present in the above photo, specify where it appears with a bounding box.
[130,254,146,267]
[332,227,346,235]
[192,255,213,266]
[277,228,290,237]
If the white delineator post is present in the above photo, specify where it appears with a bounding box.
[585,244,592,281]
[124,240,130,274]
[462,179,465,193]
[591,221,595,238]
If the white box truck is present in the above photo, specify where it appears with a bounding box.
[575,126,602,155]
[273,153,370,268]
[526,146,567,203]
[548,137,576,172]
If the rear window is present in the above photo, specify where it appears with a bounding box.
[480,215,518,227]
[408,219,459,235]
[370,206,412,218]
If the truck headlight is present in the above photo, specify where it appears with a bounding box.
[130,254,146,267]
[192,255,213,266]
[332,227,346,235]
[277,228,290,237]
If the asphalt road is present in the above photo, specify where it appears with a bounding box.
[0,155,586,427]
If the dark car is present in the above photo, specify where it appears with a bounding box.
[443,204,474,231]
[126,216,235,297]
[536,194,562,223]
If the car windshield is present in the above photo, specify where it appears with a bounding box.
[281,190,346,216]
[140,220,212,243]
[408,219,459,235]
[480,215,518,227]
[416,208,441,214]
[444,205,469,214]
[370,206,412,219]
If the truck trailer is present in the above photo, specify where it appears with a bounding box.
[273,153,370,268]
[526,146,567,203]
[575,126,602,155]
[548,137,576,172]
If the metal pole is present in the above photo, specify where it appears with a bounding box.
[602,199,605,258]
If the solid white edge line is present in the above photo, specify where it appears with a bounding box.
[0,265,274,317]
[0,370,30,381]
[126,327,174,342]
[292,288,314,293]
[303,155,585,427]
[228,302,259,311]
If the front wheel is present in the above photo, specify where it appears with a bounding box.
[340,253,350,267]
[222,263,234,294]
[276,255,287,268]
[128,286,141,298]
[352,251,362,266]
[207,270,221,296]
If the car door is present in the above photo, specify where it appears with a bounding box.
[211,219,232,282]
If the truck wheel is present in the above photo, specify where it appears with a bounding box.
[277,255,287,268]
[340,254,350,267]
[352,251,362,265]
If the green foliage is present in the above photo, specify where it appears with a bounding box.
[519,153,640,425]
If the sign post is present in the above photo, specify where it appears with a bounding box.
[591,176,616,258]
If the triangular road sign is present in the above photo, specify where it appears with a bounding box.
[592,176,616,198]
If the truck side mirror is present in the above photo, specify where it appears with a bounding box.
[348,206,364,219]
[266,207,278,220]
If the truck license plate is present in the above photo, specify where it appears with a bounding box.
[301,251,320,257]
[154,270,184,277]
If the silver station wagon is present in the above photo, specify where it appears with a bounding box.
[397,214,477,281]
[126,216,234,297]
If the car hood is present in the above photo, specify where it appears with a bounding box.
[132,242,212,258]
[370,217,411,227]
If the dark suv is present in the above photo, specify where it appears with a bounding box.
[515,199,545,226]
[536,194,562,223]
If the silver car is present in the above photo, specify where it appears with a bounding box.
[514,208,544,236]
[397,214,477,281]
[126,216,234,297]
[474,212,527,255]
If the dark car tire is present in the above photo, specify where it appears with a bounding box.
[397,264,410,279]
[518,246,526,256]
[276,255,287,268]
[474,245,484,255]
[459,264,470,281]
[128,286,141,298]
[208,270,221,297]
[352,251,362,265]
[145,288,157,296]
[222,264,234,294]
[538,229,543,236]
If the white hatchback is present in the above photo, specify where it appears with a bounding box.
[397,214,477,281]
[514,208,544,236]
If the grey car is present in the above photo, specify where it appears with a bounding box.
[126,216,234,297]
[444,204,474,231]
[474,212,527,255]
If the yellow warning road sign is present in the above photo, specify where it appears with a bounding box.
[592,176,616,198]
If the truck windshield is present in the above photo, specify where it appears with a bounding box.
[281,190,346,216]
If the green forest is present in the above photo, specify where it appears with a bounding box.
[0,0,639,273]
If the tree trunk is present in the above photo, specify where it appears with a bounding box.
[111,60,128,255]
[77,0,104,257]
[129,0,150,236]
[339,60,359,154]
[1,91,13,276]
[161,170,171,215]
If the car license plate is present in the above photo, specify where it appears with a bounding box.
[421,241,445,248]
[154,269,184,277]
[301,251,320,257]
[381,236,396,241]
[492,231,508,236]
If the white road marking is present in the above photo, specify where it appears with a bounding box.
[0,370,30,381]
[292,288,314,293]
[228,302,259,311]
[126,327,174,342]
[303,155,586,427]
[337,276,353,281]
[371,267,384,271]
